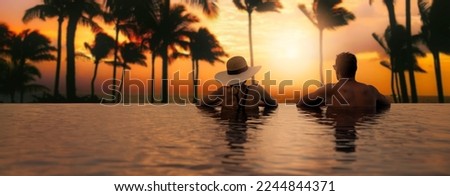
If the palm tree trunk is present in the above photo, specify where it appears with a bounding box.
[432,51,444,103]
[385,0,397,25]
[10,91,15,103]
[394,72,402,102]
[17,61,25,103]
[248,11,255,82]
[319,28,324,84]
[112,20,120,101]
[191,58,196,103]
[161,0,170,103]
[20,89,24,103]
[66,14,80,101]
[162,45,169,103]
[91,61,99,98]
[398,71,409,103]
[194,60,200,104]
[119,66,125,103]
[390,67,398,103]
[406,0,418,103]
[54,16,63,98]
[150,54,156,103]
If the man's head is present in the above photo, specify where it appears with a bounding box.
[334,52,357,79]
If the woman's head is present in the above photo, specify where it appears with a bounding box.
[215,56,261,86]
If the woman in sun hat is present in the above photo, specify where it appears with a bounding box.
[199,56,277,119]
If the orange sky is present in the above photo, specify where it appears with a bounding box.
[1,0,449,99]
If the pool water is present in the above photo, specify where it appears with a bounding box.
[0,104,449,175]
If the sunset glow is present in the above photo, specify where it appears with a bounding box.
[1,0,449,100]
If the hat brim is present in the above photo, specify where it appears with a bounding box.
[215,66,261,86]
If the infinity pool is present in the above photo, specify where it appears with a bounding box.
[1,104,449,175]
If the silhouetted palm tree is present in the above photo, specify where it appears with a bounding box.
[103,0,146,101]
[1,23,13,50]
[107,42,147,101]
[0,24,12,101]
[65,0,102,101]
[405,0,418,103]
[299,0,355,84]
[0,58,10,101]
[134,0,217,103]
[233,0,282,82]
[373,25,426,103]
[139,3,199,103]
[418,0,450,103]
[370,0,410,103]
[184,0,219,18]
[141,33,161,103]
[23,0,67,98]
[189,27,227,103]
[82,32,115,98]
[3,29,55,102]
[0,61,49,103]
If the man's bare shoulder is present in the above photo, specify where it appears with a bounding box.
[366,84,381,93]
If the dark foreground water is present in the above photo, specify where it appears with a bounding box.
[1,104,449,175]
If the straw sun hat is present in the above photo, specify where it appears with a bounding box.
[214,56,261,86]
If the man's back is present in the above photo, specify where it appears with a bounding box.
[298,52,390,110]
[330,80,377,108]
[298,80,390,111]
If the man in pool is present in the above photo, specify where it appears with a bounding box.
[199,56,277,118]
[297,52,391,111]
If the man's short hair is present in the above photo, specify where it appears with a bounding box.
[336,52,357,78]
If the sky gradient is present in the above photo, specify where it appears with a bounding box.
[1,0,449,99]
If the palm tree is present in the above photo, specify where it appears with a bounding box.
[233,0,282,82]
[139,3,199,103]
[405,0,418,103]
[189,27,227,103]
[1,23,13,50]
[65,0,102,101]
[369,0,410,102]
[103,0,147,101]
[373,25,427,103]
[23,0,67,98]
[134,0,217,103]
[299,0,355,84]
[184,0,219,18]
[4,29,56,102]
[118,42,147,95]
[82,32,115,98]
[0,58,10,101]
[107,42,147,102]
[0,24,12,101]
[0,61,49,103]
[141,33,161,103]
[398,0,415,102]
[418,0,450,103]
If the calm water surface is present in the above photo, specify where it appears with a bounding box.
[1,104,450,175]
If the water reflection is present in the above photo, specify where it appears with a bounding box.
[197,106,275,174]
[299,107,388,153]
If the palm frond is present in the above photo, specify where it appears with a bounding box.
[24,83,49,92]
[185,0,219,18]
[75,52,92,61]
[255,1,283,13]
[298,4,318,28]
[23,5,57,23]
[380,60,392,70]
[232,0,246,11]
[418,0,430,25]
[372,33,390,54]
[79,16,102,33]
